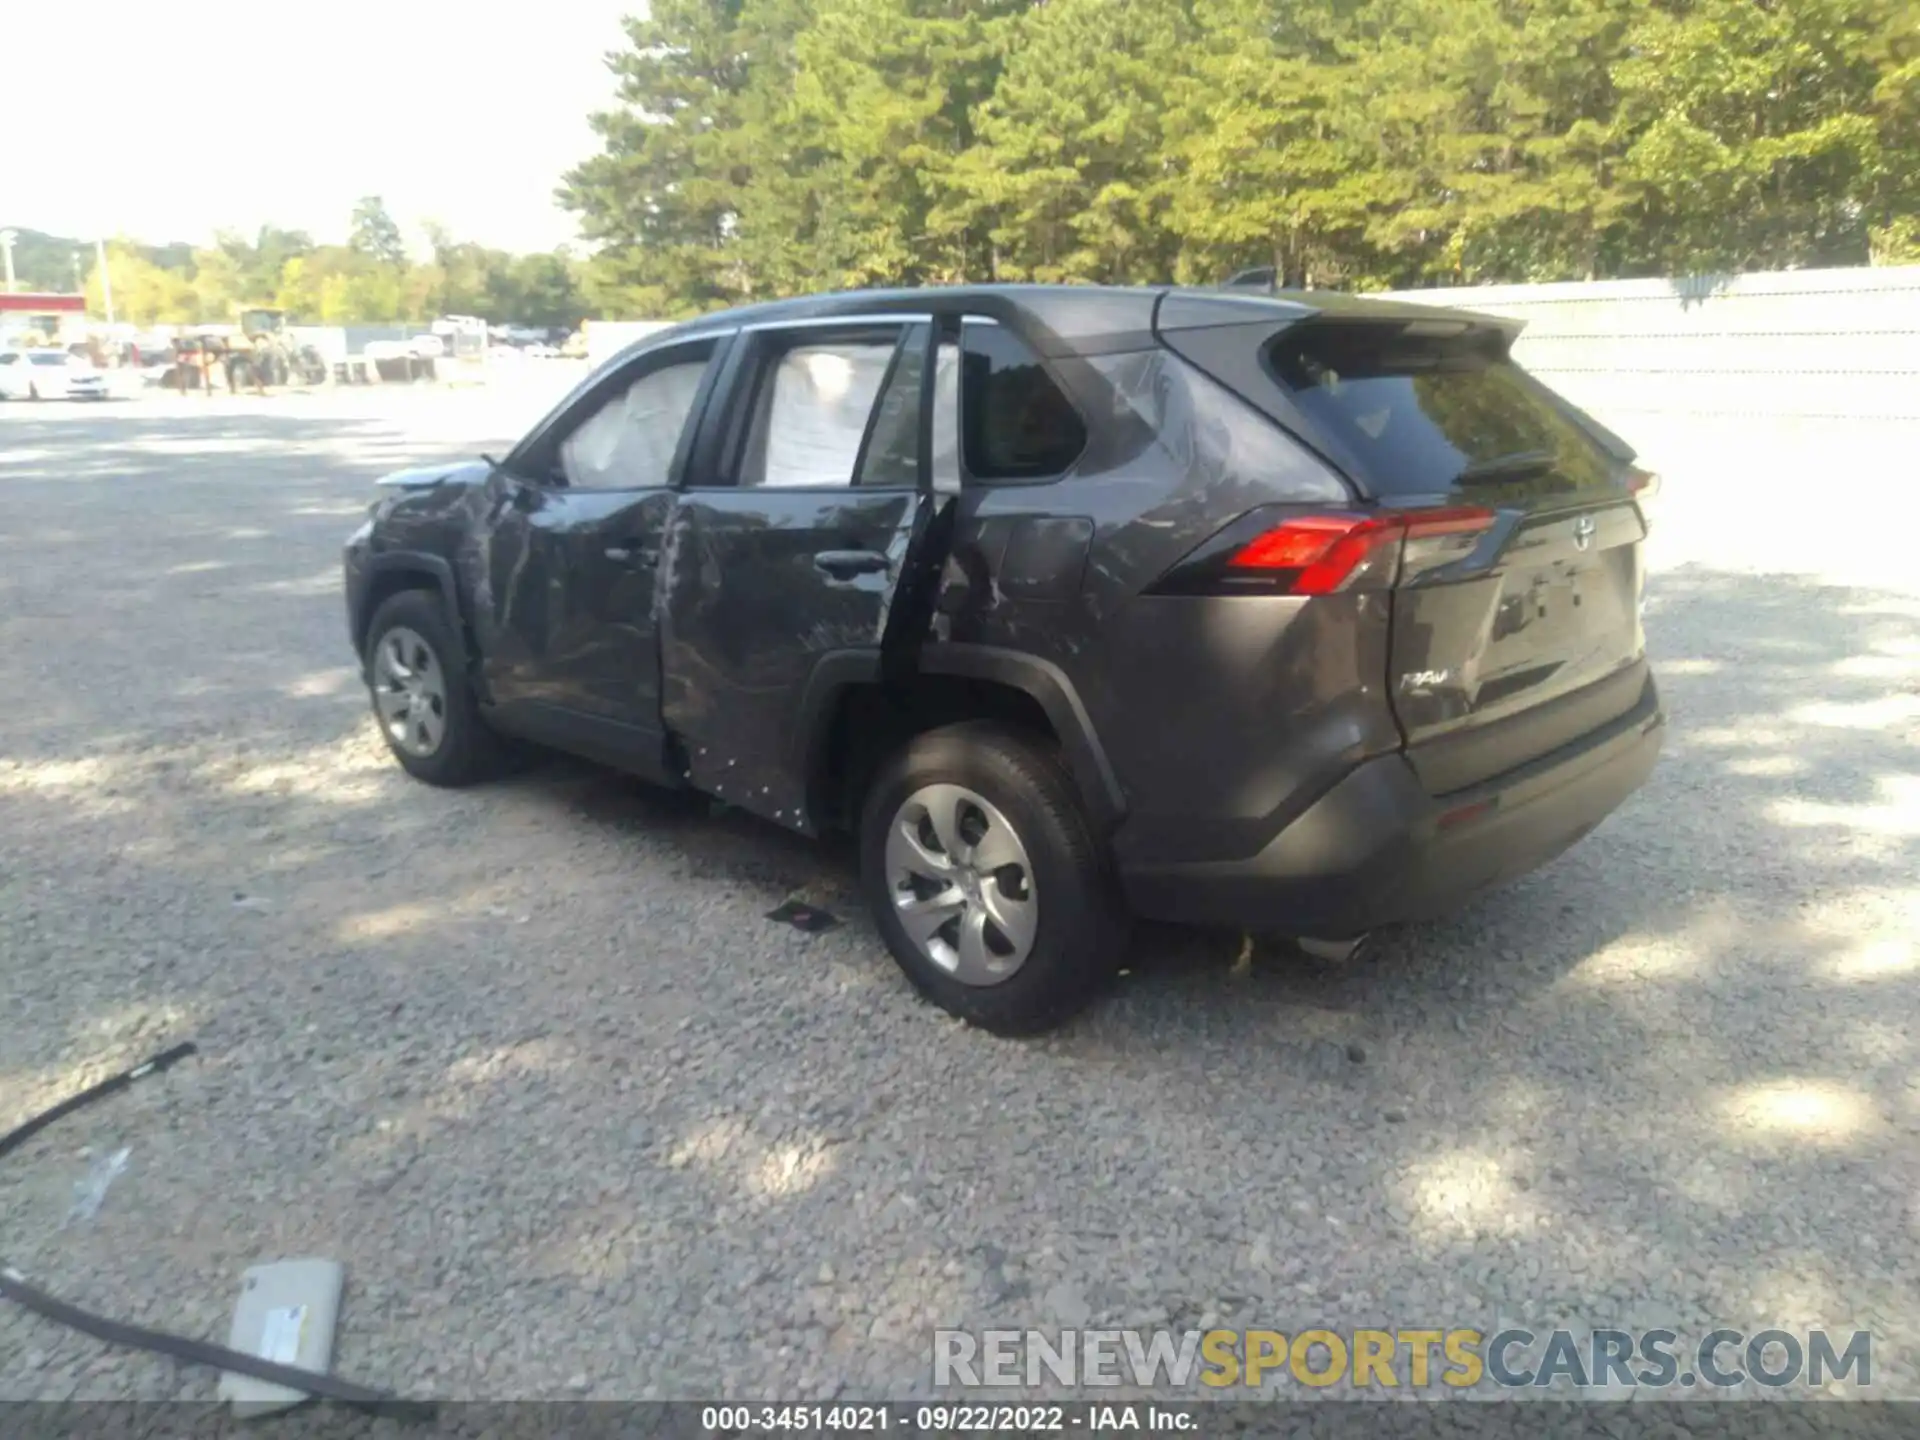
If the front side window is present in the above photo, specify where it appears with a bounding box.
[559,356,710,491]
[30,352,68,368]
[961,324,1086,481]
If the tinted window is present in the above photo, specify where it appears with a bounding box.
[854,326,930,489]
[1268,323,1612,496]
[741,340,896,488]
[30,352,68,367]
[560,356,709,491]
[962,325,1085,480]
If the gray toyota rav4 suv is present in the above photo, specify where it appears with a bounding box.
[344,285,1664,1033]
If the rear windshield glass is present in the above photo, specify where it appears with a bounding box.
[1267,322,1614,496]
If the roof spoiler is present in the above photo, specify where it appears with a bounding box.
[1211,269,1528,350]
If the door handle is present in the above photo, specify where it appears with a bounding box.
[604,543,660,567]
[814,550,891,579]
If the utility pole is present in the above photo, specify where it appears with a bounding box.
[0,230,17,293]
[95,238,114,325]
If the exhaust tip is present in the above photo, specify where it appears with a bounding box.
[1297,934,1371,963]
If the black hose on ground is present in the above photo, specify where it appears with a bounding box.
[0,1042,197,1162]
[0,1041,431,1421]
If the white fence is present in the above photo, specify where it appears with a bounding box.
[1381,266,1920,584]
[1382,265,1920,425]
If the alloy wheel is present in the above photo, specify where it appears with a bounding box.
[371,626,448,757]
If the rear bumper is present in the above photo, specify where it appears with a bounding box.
[1119,679,1664,935]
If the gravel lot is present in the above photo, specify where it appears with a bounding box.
[2,389,1917,1406]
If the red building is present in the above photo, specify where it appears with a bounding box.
[0,292,87,344]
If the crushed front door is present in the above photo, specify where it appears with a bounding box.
[658,317,951,830]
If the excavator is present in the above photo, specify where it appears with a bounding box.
[220,309,329,392]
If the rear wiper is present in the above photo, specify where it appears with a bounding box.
[1457,450,1556,482]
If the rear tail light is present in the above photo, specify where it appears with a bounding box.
[1221,506,1496,595]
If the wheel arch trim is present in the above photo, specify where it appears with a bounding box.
[918,645,1125,831]
[354,551,471,676]
[790,644,1126,835]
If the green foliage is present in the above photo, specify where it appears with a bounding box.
[85,243,196,326]
[956,0,1192,283]
[11,213,581,328]
[556,0,775,318]
[0,228,192,294]
[779,0,1022,288]
[563,0,1920,313]
[349,196,409,268]
[1611,0,1907,272]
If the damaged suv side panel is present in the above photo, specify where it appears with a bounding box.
[655,318,949,827]
[345,283,1663,1035]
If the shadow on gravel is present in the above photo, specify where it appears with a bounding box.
[1073,565,1920,1321]
[3,405,1917,1399]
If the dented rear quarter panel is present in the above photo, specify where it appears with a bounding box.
[930,336,1402,866]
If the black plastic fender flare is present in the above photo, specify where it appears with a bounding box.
[790,643,1126,835]
[354,550,472,677]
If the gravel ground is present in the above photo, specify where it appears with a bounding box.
[2,391,1917,1406]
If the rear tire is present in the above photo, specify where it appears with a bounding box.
[363,589,511,787]
[859,721,1127,1034]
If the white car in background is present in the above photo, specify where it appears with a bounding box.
[0,349,109,401]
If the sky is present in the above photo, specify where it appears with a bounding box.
[5,0,639,255]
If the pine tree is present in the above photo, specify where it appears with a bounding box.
[950,0,1193,284]
[558,0,1920,311]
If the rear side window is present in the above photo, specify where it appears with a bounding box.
[30,352,67,367]
[1267,322,1613,495]
[853,329,930,489]
[740,341,897,488]
[961,325,1085,481]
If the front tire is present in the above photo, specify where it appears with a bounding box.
[363,589,509,786]
[859,722,1127,1034]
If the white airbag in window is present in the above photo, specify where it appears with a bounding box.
[754,344,893,488]
[562,361,707,490]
